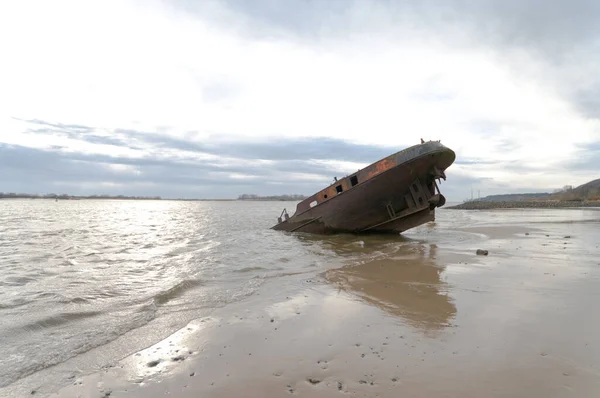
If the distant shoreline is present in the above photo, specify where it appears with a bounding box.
[447,200,600,210]
[0,197,302,202]
[0,195,162,200]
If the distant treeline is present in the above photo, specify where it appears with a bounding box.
[469,193,552,202]
[0,193,162,200]
[1,192,306,201]
[448,200,600,210]
[237,194,307,201]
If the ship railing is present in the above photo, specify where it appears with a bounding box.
[277,208,290,224]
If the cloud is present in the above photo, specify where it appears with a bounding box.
[571,85,600,120]
[15,117,393,167]
[1,0,599,200]
[0,134,377,199]
[564,141,600,173]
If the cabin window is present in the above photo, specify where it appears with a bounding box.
[310,200,318,208]
[336,185,343,194]
[413,183,419,192]
[350,175,358,186]
[324,194,328,199]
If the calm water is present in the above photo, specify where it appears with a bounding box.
[1,199,599,392]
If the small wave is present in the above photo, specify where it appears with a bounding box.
[57,296,90,305]
[0,305,157,388]
[126,267,148,275]
[153,279,203,305]
[0,298,33,309]
[1,276,36,286]
[22,311,103,330]
[265,271,308,279]
[234,266,267,273]
[59,245,79,253]
[165,247,191,257]
[34,291,65,300]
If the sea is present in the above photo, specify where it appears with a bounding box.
[1,199,600,395]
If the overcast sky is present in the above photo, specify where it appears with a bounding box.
[1,0,599,200]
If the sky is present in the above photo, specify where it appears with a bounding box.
[1,0,599,200]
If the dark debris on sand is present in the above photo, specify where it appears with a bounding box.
[147,360,160,368]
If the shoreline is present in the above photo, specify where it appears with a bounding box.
[4,213,600,398]
[447,200,600,210]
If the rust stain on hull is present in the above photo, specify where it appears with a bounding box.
[271,140,456,235]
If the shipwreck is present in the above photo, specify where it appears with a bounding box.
[271,139,455,234]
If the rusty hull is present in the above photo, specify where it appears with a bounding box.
[271,140,455,234]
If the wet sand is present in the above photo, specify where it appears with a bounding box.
[10,216,600,397]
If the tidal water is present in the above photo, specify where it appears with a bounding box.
[1,199,600,394]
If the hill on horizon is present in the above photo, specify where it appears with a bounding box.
[551,178,600,201]
[475,192,551,202]
[473,178,600,202]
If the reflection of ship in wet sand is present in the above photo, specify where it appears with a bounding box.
[323,240,457,334]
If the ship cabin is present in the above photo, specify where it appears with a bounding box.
[294,172,361,215]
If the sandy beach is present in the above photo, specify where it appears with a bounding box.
[3,205,600,398]
[50,223,600,396]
